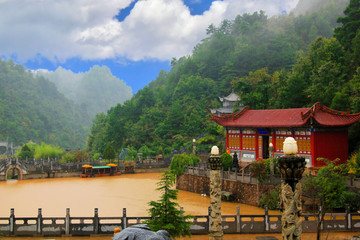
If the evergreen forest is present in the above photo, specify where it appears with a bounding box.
[87,0,360,157]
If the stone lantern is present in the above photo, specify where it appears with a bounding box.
[277,137,306,240]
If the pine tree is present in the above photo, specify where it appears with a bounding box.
[146,171,193,239]
[103,142,115,161]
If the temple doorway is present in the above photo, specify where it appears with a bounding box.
[262,136,269,159]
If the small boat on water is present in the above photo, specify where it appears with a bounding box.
[80,164,122,178]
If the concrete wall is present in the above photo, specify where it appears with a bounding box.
[176,173,275,206]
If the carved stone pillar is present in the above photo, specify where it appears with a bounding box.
[277,155,306,240]
[209,154,223,240]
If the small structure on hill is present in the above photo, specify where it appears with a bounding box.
[210,91,243,116]
[211,102,360,167]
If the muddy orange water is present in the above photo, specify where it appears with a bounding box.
[2,173,358,239]
[0,172,278,218]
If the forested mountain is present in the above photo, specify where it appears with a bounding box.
[88,0,360,156]
[36,65,133,119]
[0,59,88,148]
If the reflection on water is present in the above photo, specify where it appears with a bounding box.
[0,172,278,218]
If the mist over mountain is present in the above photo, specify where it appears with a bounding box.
[0,59,88,148]
[36,65,133,119]
[292,0,349,16]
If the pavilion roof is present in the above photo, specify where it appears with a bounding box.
[219,91,240,102]
[210,103,360,128]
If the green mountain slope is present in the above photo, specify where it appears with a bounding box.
[0,59,88,148]
[88,0,359,156]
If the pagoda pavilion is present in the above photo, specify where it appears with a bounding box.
[210,91,243,116]
[211,102,360,167]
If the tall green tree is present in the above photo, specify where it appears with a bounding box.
[146,171,193,238]
[334,0,360,50]
[103,142,116,161]
[87,113,107,153]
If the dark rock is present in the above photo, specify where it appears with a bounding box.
[112,224,171,240]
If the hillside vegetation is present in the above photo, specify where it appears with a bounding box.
[88,0,360,156]
[0,63,132,149]
[0,59,88,148]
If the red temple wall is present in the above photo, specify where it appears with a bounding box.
[312,131,348,167]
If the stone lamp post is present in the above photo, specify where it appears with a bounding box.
[269,143,274,176]
[193,139,196,155]
[277,137,306,240]
[208,146,223,240]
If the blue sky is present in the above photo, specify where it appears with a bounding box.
[0,0,299,94]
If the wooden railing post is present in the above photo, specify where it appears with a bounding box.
[94,208,99,234]
[9,208,15,235]
[37,208,42,236]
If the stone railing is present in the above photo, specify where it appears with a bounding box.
[135,159,169,169]
[184,164,360,187]
[184,165,280,185]
[0,207,359,237]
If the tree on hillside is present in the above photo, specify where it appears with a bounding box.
[103,142,116,161]
[87,112,107,153]
[334,0,360,50]
[146,171,193,238]
[17,144,34,160]
[232,68,277,109]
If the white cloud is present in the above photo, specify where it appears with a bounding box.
[0,0,298,63]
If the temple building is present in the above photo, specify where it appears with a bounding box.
[210,91,243,116]
[211,102,360,167]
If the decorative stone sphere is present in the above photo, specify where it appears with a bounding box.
[283,137,298,155]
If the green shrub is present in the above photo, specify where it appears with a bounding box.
[170,153,200,175]
[139,145,155,158]
[249,160,270,184]
[61,152,76,163]
[259,185,280,210]
[348,151,360,177]
[343,191,360,211]
[221,152,233,170]
[34,142,64,159]
[263,158,278,175]
[17,144,34,159]
[93,153,100,160]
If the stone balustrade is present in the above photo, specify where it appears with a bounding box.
[0,207,359,237]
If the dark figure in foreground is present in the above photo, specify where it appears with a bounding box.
[112,224,171,240]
